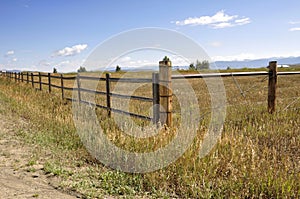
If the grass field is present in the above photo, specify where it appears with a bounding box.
[0,69,299,198]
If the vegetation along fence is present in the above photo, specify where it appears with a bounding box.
[1,60,300,126]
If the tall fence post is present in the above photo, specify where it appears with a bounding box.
[14,72,17,82]
[38,72,42,90]
[159,58,172,127]
[21,72,24,82]
[60,74,64,99]
[268,61,277,114]
[31,73,34,88]
[106,73,111,117]
[48,73,51,93]
[152,72,160,124]
[77,74,81,102]
[26,72,29,83]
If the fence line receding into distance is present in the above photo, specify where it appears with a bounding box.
[1,60,300,126]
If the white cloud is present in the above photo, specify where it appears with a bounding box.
[5,50,14,56]
[174,10,251,29]
[113,55,191,69]
[12,58,17,62]
[210,41,222,47]
[235,17,251,25]
[120,56,131,62]
[52,44,88,57]
[212,22,233,29]
[289,27,300,31]
[38,60,51,67]
[53,59,86,73]
[56,60,70,65]
[289,21,300,25]
[212,53,256,61]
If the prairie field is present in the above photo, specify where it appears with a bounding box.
[0,69,299,198]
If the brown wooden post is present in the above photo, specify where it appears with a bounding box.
[76,74,81,102]
[21,72,24,82]
[159,58,172,126]
[268,61,277,114]
[60,74,64,99]
[48,73,51,93]
[26,72,29,83]
[31,73,34,88]
[152,72,160,124]
[106,73,111,117]
[14,72,17,82]
[38,72,42,90]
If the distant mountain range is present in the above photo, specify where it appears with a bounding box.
[102,56,300,72]
[213,56,300,69]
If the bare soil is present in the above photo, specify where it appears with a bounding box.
[0,115,79,199]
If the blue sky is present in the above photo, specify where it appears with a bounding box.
[1,0,300,72]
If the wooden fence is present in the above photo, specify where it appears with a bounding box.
[0,70,159,123]
[1,60,300,126]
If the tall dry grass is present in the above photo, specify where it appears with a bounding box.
[0,71,299,198]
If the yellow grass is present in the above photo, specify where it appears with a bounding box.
[0,70,299,198]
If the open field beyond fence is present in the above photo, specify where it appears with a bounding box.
[0,67,299,198]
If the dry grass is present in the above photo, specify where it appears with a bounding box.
[0,70,299,198]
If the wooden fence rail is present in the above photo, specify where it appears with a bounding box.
[1,60,300,126]
[0,70,157,123]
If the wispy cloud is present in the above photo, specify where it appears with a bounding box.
[289,21,300,25]
[289,27,300,32]
[52,44,88,57]
[174,10,251,29]
[5,50,14,56]
[288,20,300,31]
[209,41,222,47]
[38,60,51,67]
[53,59,86,72]
[212,53,256,62]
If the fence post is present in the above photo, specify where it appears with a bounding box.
[152,72,160,124]
[106,73,111,117]
[38,72,42,90]
[76,74,81,102]
[60,74,64,99]
[48,73,51,93]
[159,58,172,126]
[15,72,17,82]
[268,61,277,114]
[21,72,24,82]
[26,72,29,83]
[31,73,34,88]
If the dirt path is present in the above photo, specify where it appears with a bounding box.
[0,115,79,199]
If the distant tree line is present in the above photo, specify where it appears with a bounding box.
[115,65,121,72]
[77,66,87,73]
[189,60,210,70]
